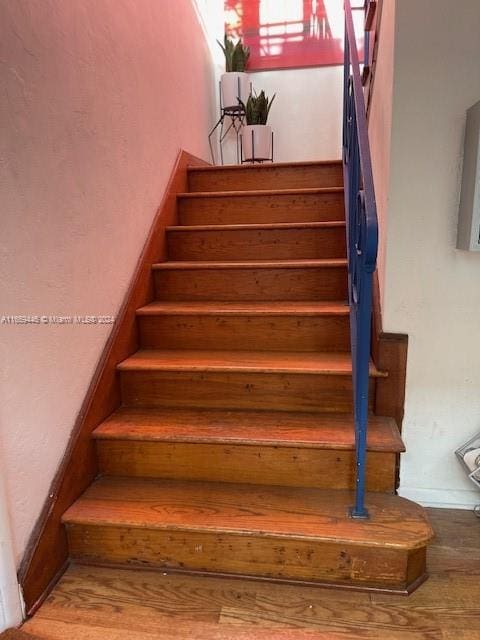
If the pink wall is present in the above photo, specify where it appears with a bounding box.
[0,0,215,563]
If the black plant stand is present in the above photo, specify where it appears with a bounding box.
[208,107,245,165]
[208,79,251,165]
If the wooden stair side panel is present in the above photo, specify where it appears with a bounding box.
[153,262,348,302]
[187,161,343,192]
[17,150,209,616]
[178,189,345,225]
[137,310,351,352]
[96,440,397,492]
[166,223,347,261]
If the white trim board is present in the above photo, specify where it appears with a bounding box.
[399,486,480,510]
[0,468,24,630]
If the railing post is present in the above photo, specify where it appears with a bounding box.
[342,0,378,520]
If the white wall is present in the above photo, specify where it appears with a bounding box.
[0,0,215,567]
[384,0,480,508]
[249,67,343,162]
[214,66,343,165]
[368,0,396,304]
[194,0,343,164]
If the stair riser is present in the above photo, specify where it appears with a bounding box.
[137,314,351,351]
[96,441,396,492]
[178,192,344,225]
[66,524,425,592]
[120,370,375,413]
[154,267,348,302]
[188,163,343,192]
[167,227,346,261]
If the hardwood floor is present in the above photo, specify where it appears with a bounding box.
[23,508,480,639]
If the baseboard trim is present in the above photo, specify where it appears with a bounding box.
[398,486,480,510]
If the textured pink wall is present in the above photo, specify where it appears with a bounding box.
[0,0,215,563]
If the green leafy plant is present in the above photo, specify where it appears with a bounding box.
[239,90,276,125]
[217,35,250,72]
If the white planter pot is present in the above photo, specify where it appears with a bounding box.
[220,72,250,111]
[242,125,272,161]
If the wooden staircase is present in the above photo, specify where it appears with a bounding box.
[62,161,433,594]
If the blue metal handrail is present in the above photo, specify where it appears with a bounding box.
[342,0,378,519]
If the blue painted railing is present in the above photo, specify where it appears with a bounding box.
[342,0,378,519]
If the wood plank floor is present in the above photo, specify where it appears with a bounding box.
[23,508,480,639]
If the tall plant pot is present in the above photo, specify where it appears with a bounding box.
[242,125,273,162]
[220,72,250,111]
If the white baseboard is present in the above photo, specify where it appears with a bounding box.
[398,486,480,509]
[0,470,24,630]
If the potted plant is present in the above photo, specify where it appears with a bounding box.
[239,90,276,162]
[217,35,250,111]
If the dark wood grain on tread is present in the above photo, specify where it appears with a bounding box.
[136,300,350,316]
[61,478,432,589]
[117,349,385,376]
[93,408,404,452]
[62,477,433,549]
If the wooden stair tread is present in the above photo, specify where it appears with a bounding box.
[188,159,342,172]
[136,301,350,316]
[117,350,385,377]
[152,259,347,270]
[167,221,346,232]
[62,477,434,550]
[178,187,344,199]
[93,407,404,452]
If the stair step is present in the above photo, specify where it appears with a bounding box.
[94,408,402,491]
[118,350,381,413]
[94,408,403,451]
[153,259,347,270]
[152,259,348,302]
[63,477,434,592]
[136,300,350,316]
[117,349,384,376]
[178,187,344,225]
[136,300,350,351]
[166,221,346,261]
[187,160,343,192]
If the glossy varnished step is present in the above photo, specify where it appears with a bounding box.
[178,187,345,225]
[136,300,350,352]
[166,221,346,261]
[152,259,348,302]
[94,408,403,451]
[118,350,380,413]
[136,301,351,316]
[94,408,402,491]
[63,477,434,592]
[187,160,343,192]
[117,349,384,376]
